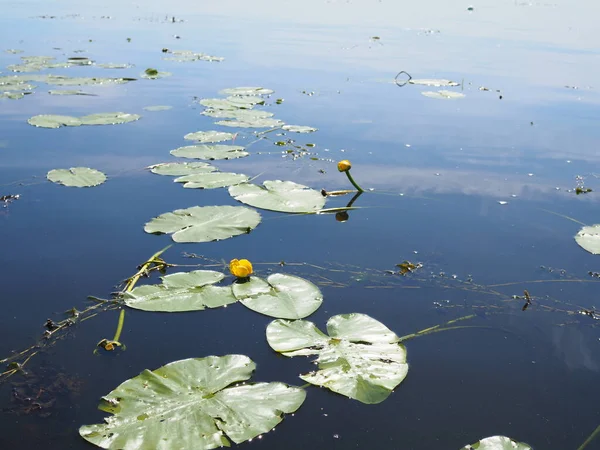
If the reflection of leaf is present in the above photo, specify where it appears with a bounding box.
[460,435,532,450]
[79,355,306,450]
[144,205,261,243]
[170,144,248,160]
[124,270,236,312]
[575,224,600,254]
[233,274,323,319]
[175,172,249,189]
[229,180,326,213]
[267,313,408,404]
[47,167,107,187]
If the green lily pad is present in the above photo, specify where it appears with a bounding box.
[229,180,326,213]
[460,436,532,450]
[421,90,465,99]
[202,108,274,120]
[183,130,236,143]
[144,205,261,243]
[141,69,171,79]
[79,112,141,125]
[175,172,249,189]
[233,274,323,319]
[67,57,92,66]
[215,118,284,128]
[409,78,460,87]
[199,97,263,110]
[1,91,31,100]
[282,125,317,133]
[267,313,409,404]
[48,90,95,96]
[148,162,217,176]
[170,144,248,160]
[575,224,600,254]
[220,87,274,96]
[47,167,107,187]
[28,115,82,128]
[124,270,236,312]
[79,355,306,450]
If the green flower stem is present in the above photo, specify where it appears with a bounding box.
[345,170,364,192]
[112,309,125,343]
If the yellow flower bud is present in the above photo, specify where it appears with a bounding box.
[230,259,253,278]
[337,160,352,172]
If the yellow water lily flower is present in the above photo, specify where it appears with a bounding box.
[230,259,253,278]
[337,160,352,172]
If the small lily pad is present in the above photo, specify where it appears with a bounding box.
[460,436,532,450]
[233,274,323,319]
[202,108,274,120]
[183,130,236,143]
[215,118,284,128]
[47,167,107,187]
[148,162,216,176]
[220,87,274,96]
[48,90,95,96]
[575,224,600,254]
[281,125,317,133]
[141,69,171,79]
[175,172,250,189]
[170,144,248,160]
[409,78,460,87]
[79,112,141,125]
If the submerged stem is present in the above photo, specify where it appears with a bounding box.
[577,425,600,450]
[113,310,125,343]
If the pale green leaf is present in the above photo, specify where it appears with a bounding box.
[183,130,236,143]
[229,180,326,213]
[175,172,249,189]
[148,162,216,176]
[460,435,532,450]
[575,224,600,254]
[47,167,107,187]
[170,144,248,160]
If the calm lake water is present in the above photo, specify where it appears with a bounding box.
[1,0,599,449]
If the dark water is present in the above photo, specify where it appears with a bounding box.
[1,1,599,449]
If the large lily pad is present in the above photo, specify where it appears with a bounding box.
[229,180,326,213]
[79,355,306,450]
[47,167,107,187]
[233,274,323,319]
[266,313,409,404]
[460,436,532,450]
[148,162,216,176]
[170,144,248,160]
[124,270,236,312]
[184,130,236,143]
[202,108,274,120]
[175,172,249,189]
[575,224,600,254]
[144,205,261,243]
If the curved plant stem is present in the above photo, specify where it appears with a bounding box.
[113,310,125,343]
[345,170,364,192]
[577,425,600,450]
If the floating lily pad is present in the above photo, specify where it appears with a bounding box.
[229,180,326,213]
[233,274,323,319]
[143,105,172,111]
[199,97,263,110]
[141,69,171,79]
[124,270,235,312]
[67,57,92,66]
[281,125,317,133]
[5,49,24,54]
[460,436,532,450]
[48,89,94,96]
[267,313,409,404]
[42,75,136,86]
[1,91,31,100]
[184,130,236,143]
[79,355,306,450]
[47,167,107,187]
[202,108,274,120]
[148,162,216,176]
[215,118,284,128]
[421,90,465,99]
[28,115,82,128]
[409,78,460,87]
[175,172,249,189]
[170,144,248,160]
[144,205,261,243]
[79,112,141,125]
[220,87,274,96]
[575,224,600,254]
